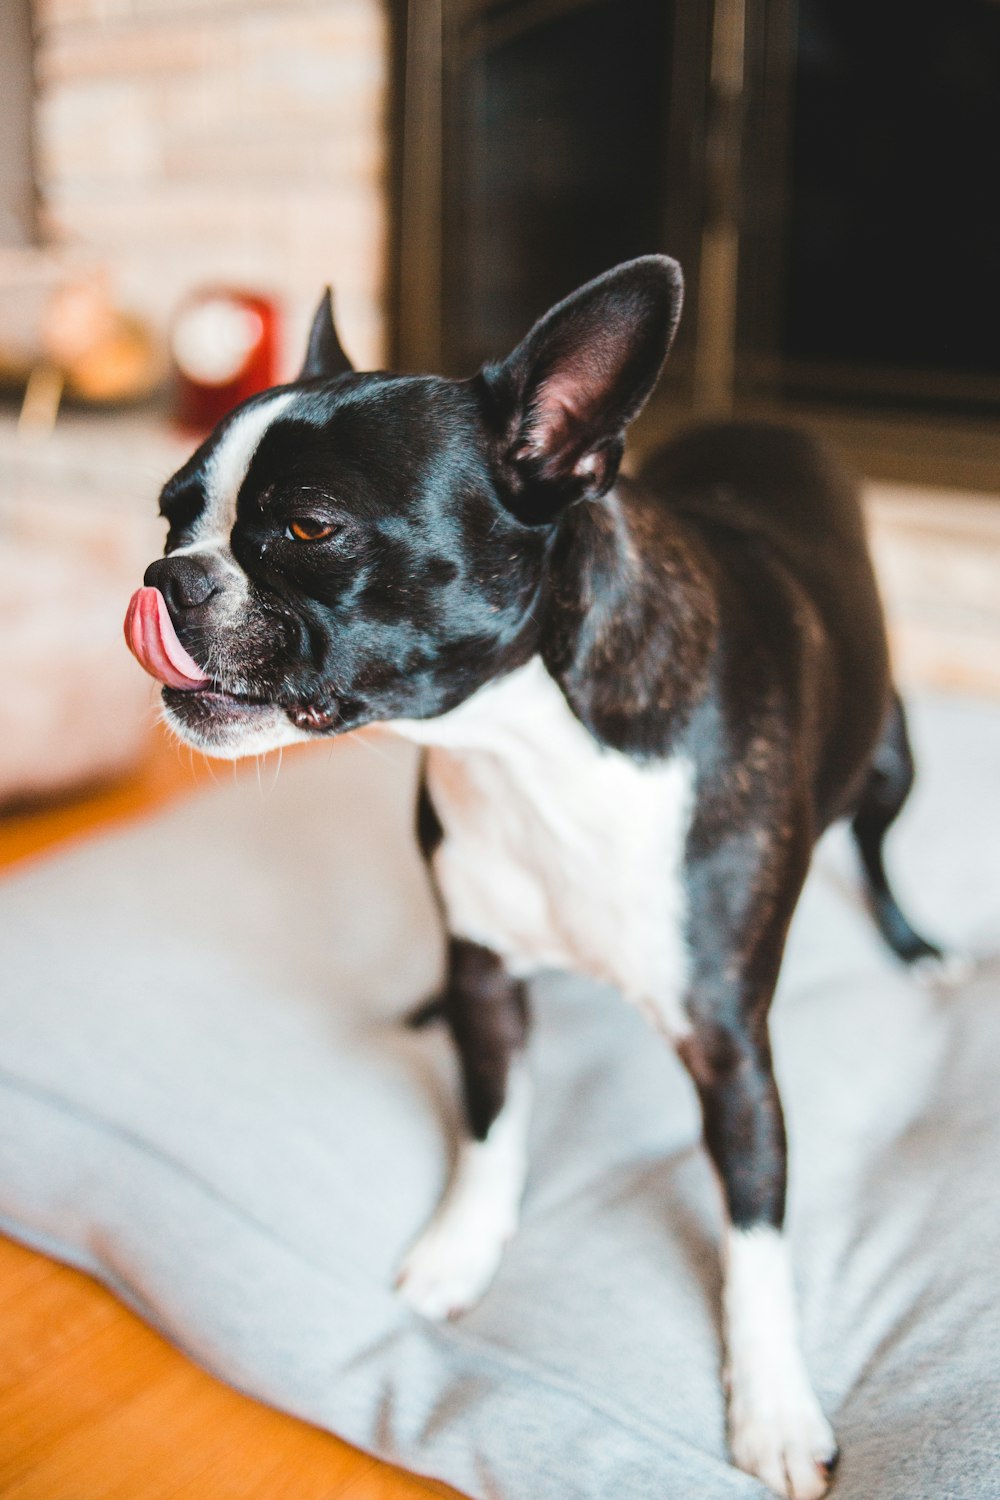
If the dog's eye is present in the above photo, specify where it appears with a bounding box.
[286,516,337,542]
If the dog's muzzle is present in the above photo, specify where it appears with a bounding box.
[124,583,344,737]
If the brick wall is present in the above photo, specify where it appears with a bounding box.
[33,0,391,374]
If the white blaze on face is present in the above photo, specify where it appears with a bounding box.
[156,389,303,750]
[168,390,297,566]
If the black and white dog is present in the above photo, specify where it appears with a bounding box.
[126,258,942,1498]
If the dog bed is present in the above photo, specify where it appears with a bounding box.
[0,699,998,1500]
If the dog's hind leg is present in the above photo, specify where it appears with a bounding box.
[851,693,943,966]
[396,938,531,1320]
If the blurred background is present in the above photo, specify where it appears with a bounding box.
[1,0,999,823]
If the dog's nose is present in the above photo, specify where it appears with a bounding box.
[144,554,222,613]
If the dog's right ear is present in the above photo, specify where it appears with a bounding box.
[298,288,354,379]
[481,256,683,521]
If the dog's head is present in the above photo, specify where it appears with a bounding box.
[126,256,682,757]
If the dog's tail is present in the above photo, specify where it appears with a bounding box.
[851,693,943,966]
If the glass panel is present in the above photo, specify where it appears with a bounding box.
[785,0,1000,385]
[442,0,673,373]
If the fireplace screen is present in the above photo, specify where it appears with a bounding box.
[752,0,1000,411]
[441,0,677,375]
[395,0,1000,427]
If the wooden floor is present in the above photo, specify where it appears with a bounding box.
[0,729,460,1500]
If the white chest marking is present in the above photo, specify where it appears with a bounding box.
[393,658,695,1035]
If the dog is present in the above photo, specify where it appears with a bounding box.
[125,257,944,1498]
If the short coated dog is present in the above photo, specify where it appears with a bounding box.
[126,258,944,1498]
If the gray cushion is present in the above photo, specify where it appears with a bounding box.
[0,699,998,1500]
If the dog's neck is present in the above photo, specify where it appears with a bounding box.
[391,480,718,763]
[538,479,718,757]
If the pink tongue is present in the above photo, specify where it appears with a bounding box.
[124,586,211,690]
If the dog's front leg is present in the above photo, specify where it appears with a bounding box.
[680,1021,837,1498]
[677,847,839,1498]
[397,938,531,1320]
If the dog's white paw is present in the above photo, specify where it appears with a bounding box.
[728,1388,838,1500]
[397,1069,531,1320]
[395,1213,510,1321]
[723,1225,838,1497]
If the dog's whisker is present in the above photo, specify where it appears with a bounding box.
[269,745,284,795]
[353,729,399,773]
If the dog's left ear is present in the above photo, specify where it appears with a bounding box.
[298,287,354,379]
[483,255,683,518]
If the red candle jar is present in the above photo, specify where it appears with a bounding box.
[171,288,280,433]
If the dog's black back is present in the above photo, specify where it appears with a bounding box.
[641,420,891,827]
